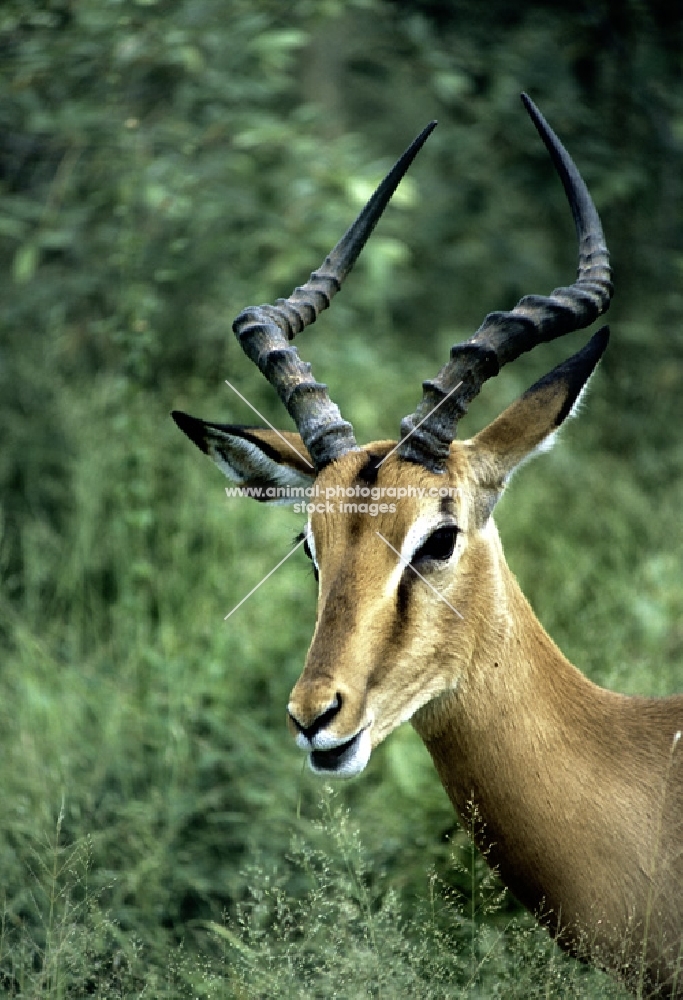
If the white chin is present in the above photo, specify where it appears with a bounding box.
[308,727,371,778]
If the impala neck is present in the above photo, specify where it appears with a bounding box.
[410,523,633,923]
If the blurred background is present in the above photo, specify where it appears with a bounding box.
[1,0,681,995]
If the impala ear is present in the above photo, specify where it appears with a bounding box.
[467,327,609,519]
[172,411,315,503]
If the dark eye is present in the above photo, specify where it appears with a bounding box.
[411,525,458,566]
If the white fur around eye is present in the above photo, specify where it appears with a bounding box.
[383,516,460,597]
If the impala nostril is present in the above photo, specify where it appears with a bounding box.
[290,693,343,740]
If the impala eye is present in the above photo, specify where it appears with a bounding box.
[411,525,458,565]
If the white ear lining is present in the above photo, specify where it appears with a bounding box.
[531,428,559,458]
[566,377,591,420]
[207,434,314,490]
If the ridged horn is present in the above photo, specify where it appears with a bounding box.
[233,120,437,472]
[397,93,612,473]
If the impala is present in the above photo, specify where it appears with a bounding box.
[173,96,683,997]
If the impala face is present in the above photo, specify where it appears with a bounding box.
[283,351,600,776]
[287,446,475,776]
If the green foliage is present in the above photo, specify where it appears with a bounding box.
[216,790,629,999]
[0,790,631,998]
[1,0,682,994]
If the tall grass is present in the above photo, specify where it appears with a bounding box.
[1,787,632,999]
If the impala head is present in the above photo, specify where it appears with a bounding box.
[173,94,612,779]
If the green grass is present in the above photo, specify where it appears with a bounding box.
[0,788,632,999]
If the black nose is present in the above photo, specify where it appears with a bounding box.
[288,694,342,740]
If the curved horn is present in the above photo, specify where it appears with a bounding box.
[233,120,437,472]
[397,93,613,473]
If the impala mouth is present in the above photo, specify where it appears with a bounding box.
[309,727,371,777]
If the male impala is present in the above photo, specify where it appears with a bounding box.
[173,96,683,997]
